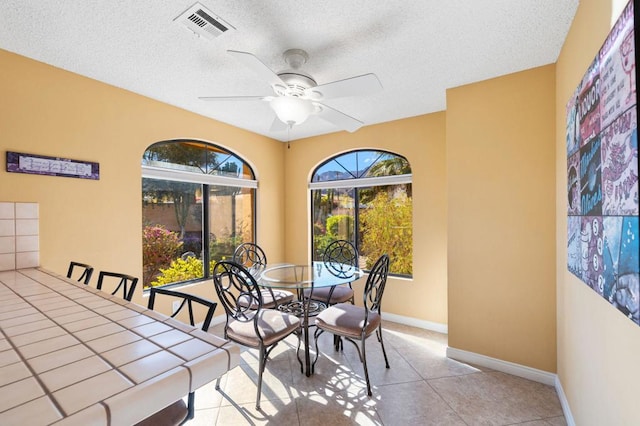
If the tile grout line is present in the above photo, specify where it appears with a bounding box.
[423,376,471,426]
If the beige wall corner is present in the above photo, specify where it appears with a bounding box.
[446,64,557,373]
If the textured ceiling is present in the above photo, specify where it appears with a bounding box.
[0,0,578,141]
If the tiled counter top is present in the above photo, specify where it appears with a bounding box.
[0,268,240,425]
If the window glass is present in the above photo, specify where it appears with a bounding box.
[358,183,412,274]
[213,154,249,179]
[353,150,382,178]
[312,187,355,260]
[208,185,255,263]
[361,152,411,178]
[312,159,355,182]
[144,141,209,173]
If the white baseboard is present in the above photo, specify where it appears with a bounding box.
[554,375,576,426]
[383,311,448,334]
[446,346,556,386]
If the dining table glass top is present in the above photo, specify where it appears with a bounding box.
[259,261,363,289]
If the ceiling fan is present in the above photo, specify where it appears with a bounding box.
[199,49,383,133]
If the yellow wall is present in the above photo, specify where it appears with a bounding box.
[0,49,285,309]
[447,65,557,372]
[283,114,449,325]
[555,0,640,424]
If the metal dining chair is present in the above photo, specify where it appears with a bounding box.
[66,261,94,285]
[136,287,218,426]
[313,254,391,396]
[213,260,301,410]
[305,239,357,305]
[96,271,139,301]
[232,242,294,309]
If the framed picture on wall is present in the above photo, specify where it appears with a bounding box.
[6,151,100,180]
[566,0,639,326]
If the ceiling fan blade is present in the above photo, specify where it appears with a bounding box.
[227,50,285,87]
[198,95,269,102]
[316,102,364,133]
[305,73,382,100]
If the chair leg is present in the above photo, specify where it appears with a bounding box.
[376,326,390,369]
[361,337,372,396]
[333,334,342,351]
[255,347,267,410]
[179,392,195,425]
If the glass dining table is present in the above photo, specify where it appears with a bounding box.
[259,261,363,376]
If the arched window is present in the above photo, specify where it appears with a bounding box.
[142,140,256,288]
[310,150,412,276]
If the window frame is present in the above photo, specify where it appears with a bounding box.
[309,149,412,278]
[142,140,257,290]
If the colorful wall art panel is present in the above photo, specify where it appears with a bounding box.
[566,0,639,326]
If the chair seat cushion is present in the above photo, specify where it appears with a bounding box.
[304,285,354,304]
[227,309,301,347]
[315,303,380,340]
[238,289,295,309]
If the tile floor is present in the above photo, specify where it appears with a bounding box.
[187,321,566,425]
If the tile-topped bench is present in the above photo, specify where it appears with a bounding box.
[0,268,240,425]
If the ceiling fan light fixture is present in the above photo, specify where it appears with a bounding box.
[270,97,314,126]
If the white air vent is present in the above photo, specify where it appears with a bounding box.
[174,2,235,40]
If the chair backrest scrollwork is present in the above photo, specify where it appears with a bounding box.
[363,254,390,313]
[233,243,267,277]
[213,261,263,324]
[323,240,358,279]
